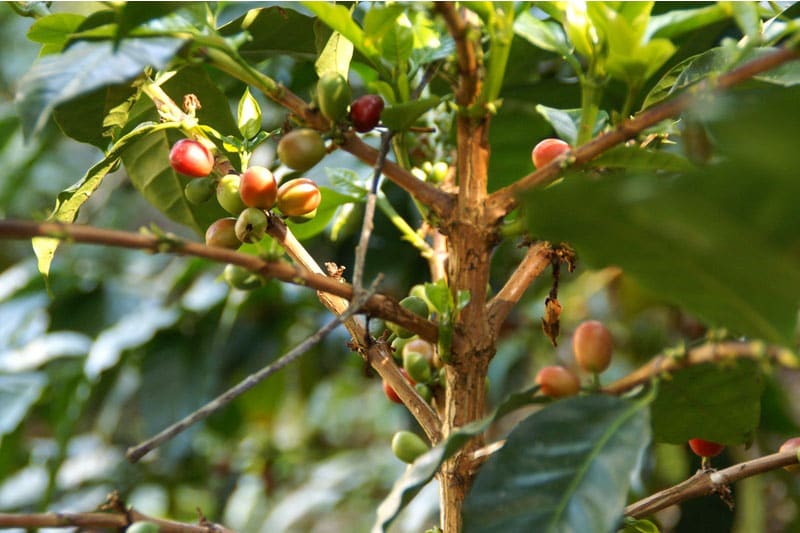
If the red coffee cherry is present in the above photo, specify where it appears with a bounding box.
[573,320,613,373]
[535,365,580,398]
[383,368,414,404]
[688,438,725,458]
[276,178,321,217]
[169,139,214,177]
[205,218,241,249]
[349,94,384,133]
[239,166,277,209]
[531,138,570,169]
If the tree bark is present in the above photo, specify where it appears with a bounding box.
[439,116,495,532]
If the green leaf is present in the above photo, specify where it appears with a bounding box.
[651,360,763,444]
[381,97,440,132]
[303,2,382,68]
[524,168,800,344]
[237,87,262,140]
[26,13,86,54]
[287,187,361,240]
[121,129,228,234]
[219,6,318,60]
[646,4,729,39]
[315,31,354,78]
[726,1,761,43]
[463,394,651,533]
[513,11,571,57]
[379,18,414,67]
[423,280,451,314]
[0,373,47,437]
[620,517,660,533]
[53,83,137,149]
[16,37,186,140]
[32,121,179,280]
[115,2,187,42]
[535,105,608,146]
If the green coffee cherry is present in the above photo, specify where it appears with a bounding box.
[277,129,326,172]
[368,317,386,339]
[217,174,247,215]
[184,177,215,204]
[404,350,432,384]
[235,207,268,243]
[391,430,429,464]
[288,208,318,224]
[387,296,429,338]
[414,382,433,403]
[205,218,241,249]
[317,71,351,122]
[224,264,264,290]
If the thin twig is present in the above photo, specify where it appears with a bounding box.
[603,340,797,395]
[486,46,800,219]
[625,449,800,519]
[0,508,234,532]
[126,285,377,462]
[0,219,441,344]
[352,132,394,299]
[486,242,552,335]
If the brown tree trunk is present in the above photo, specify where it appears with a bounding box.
[439,116,495,532]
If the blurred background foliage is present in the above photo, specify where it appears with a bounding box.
[0,2,799,532]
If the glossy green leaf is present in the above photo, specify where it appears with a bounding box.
[726,1,761,43]
[26,13,85,54]
[32,121,179,280]
[287,187,362,240]
[379,19,414,67]
[16,37,185,139]
[121,130,228,235]
[646,4,728,39]
[651,360,763,444]
[115,2,188,41]
[315,31,353,78]
[53,83,137,149]
[463,394,651,533]
[514,10,571,57]
[381,97,440,132]
[303,2,382,68]
[620,517,660,533]
[220,6,318,61]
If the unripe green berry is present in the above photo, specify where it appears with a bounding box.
[127,522,160,533]
[184,177,215,204]
[277,129,326,171]
[388,296,429,338]
[317,71,351,122]
[403,350,432,384]
[391,430,429,463]
[224,264,264,290]
[235,207,268,243]
[217,174,247,215]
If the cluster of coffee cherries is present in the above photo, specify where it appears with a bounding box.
[169,133,327,289]
[535,320,613,399]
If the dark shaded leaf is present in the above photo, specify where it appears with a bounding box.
[463,394,651,533]
[219,5,318,61]
[651,360,763,444]
[0,373,47,436]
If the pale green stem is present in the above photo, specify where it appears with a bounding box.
[482,3,515,105]
[577,74,603,146]
[376,194,433,257]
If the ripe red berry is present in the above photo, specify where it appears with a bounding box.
[276,178,321,217]
[535,365,580,398]
[383,368,414,404]
[349,94,384,133]
[239,166,277,209]
[688,438,725,458]
[169,139,214,177]
[779,437,800,471]
[531,138,570,169]
[573,320,613,373]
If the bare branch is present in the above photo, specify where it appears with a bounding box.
[625,449,800,519]
[486,242,552,336]
[0,219,440,344]
[435,2,481,105]
[0,508,234,532]
[486,46,800,219]
[603,340,797,395]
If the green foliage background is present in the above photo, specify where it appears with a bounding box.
[0,2,799,532]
